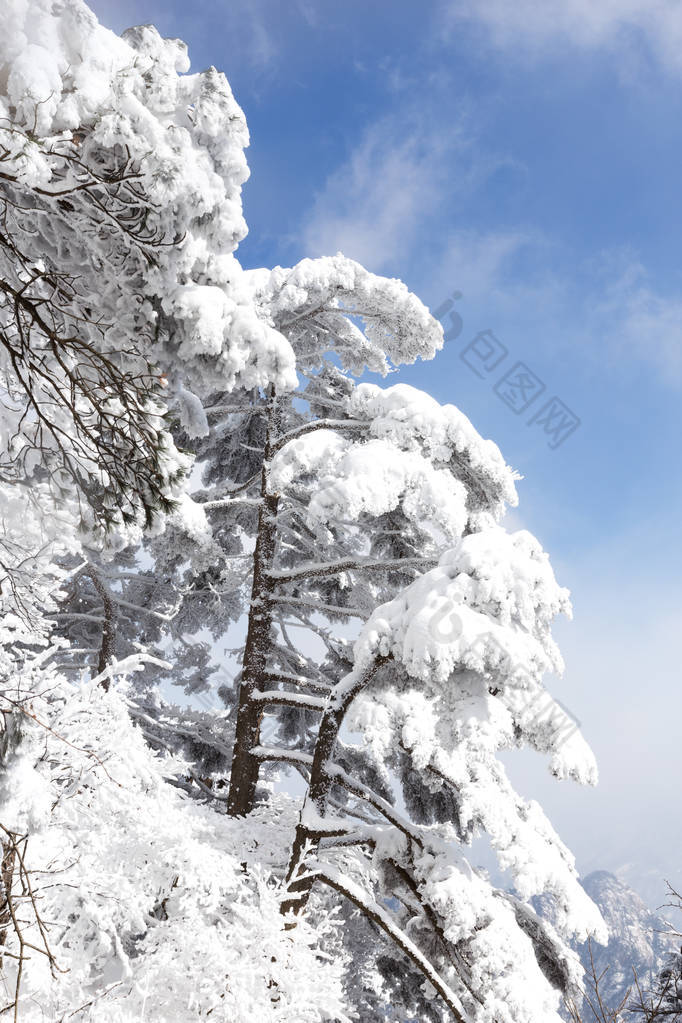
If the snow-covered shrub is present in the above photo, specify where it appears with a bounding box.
[0,668,350,1021]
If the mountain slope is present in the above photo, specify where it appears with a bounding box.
[577,870,677,1011]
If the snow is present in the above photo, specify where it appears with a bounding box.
[245,253,443,376]
[350,382,520,516]
[271,432,468,536]
[355,527,570,684]
[0,673,351,1022]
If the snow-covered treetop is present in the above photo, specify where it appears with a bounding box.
[1,3,248,261]
[245,254,444,377]
[1,0,301,393]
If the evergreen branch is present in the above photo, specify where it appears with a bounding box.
[297,862,467,1023]
[250,746,314,768]
[269,595,367,618]
[269,418,368,456]
[267,555,435,583]
[251,690,327,711]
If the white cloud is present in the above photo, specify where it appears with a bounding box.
[428,228,535,302]
[445,0,682,76]
[300,116,457,272]
[298,105,512,274]
[429,238,682,389]
[505,246,682,384]
[590,251,682,381]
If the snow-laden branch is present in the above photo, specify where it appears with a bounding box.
[250,746,314,768]
[298,862,467,1023]
[261,670,332,694]
[267,555,435,583]
[269,595,367,619]
[107,595,178,623]
[325,762,423,846]
[269,419,368,456]
[194,472,261,504]
[128,705,235,761]
[251,690,327,712]
[88,653,172,690]
[199,496,263,510]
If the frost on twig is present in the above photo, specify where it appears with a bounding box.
[0,826,61,1022]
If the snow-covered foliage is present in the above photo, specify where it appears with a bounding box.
[349,382,519,515]
[281,509,604,1021]
[0,2,610,1021]
[0,667,349,1021]
[0,0,298,546]
[244,256,443,376]
[354,525,598,785]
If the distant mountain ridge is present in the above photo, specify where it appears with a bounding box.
[577,871,677,1011]
[608,861,682,916]
[535,869,679,1018]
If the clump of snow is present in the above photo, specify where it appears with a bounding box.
[356,527,569,684]
[350,382,519,516]
[271,432,468,538]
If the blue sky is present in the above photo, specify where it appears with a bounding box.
[91,0,682,905]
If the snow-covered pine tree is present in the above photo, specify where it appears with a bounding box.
[47,242,608,1020]
[266,391,606,1022]
[1,1,609,1021]
[99,256,608,1020]
[49,254,449,797]
[216,259,447,816]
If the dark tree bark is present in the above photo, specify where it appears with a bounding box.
[88,570,117,685]
[227,394,280,817]
[281,656,388,915]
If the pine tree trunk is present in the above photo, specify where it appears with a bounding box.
[281,657,387,916]
[227,396,279,817]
